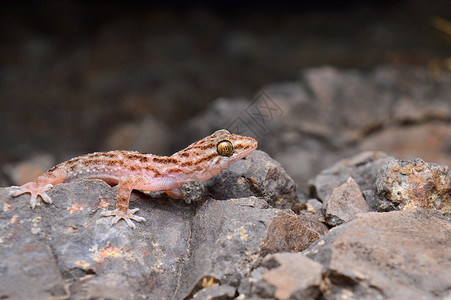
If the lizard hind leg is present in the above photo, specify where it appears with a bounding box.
[100,175,146,229]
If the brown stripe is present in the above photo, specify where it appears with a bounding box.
[144,166,162,176]
[235,143,250,150]
[167,168,183,174]
[180,161,193,167]
[193,152,218,165]
[126,153,150,162]
[105,159,120,166]
[152,157,179,164]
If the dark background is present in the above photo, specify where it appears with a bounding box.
[1,0,450,164]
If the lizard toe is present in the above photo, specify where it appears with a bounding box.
[9,186,26,197]
[39,192,52,204]
[100,208,144,229]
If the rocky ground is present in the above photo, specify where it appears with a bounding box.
[1,1,451,299]
[2,65,451,299]
[2,65,451,300]
[1,149,450,299]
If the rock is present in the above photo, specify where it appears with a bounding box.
[304,209,451,299]
[0,228,66,299]
[309,151,395,206]
[325,177,371,226]
[146,150,299,209]
[306,198,325,221]
[70,273,133,300]
[257,253,323,300]
[172,67,451,194]
[206,150,298,210]
[177,196,326,298]
[359,122,451,169]
[0,178,325,299]
[261,212,328,255]
[274,147,340,194]
[103,116,171,155]
[375,158,451,214]
[191,284,236,299]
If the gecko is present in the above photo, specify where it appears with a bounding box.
[9,129,258,228]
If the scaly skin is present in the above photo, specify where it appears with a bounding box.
[9,130,258,228]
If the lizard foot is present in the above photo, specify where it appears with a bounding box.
[9,183,54,209]
[100,208,146,229]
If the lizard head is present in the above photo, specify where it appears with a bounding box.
[174,129,258,181]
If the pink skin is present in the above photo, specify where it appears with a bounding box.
[9,130,258,228]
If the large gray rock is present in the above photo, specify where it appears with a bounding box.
[149,150,299,209]
[0,150,325,299]
[304,209,451,300]
[206,150,298,210]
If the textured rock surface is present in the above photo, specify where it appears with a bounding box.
[259,253,323,300]
[149,150,299,209]
[305,209,451,299]
[0,151,325,299]
[376,158,451,214]
[191,284,236,299]
[309,151,395,206]
[261,211,328,255]
[206,150,298,209]
[325,177,370,226]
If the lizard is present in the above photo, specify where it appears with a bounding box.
[9,129,258,228]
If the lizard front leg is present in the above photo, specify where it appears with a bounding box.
[100,175,146,229]
[9,167,67,208]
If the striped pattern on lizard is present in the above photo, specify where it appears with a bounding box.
[9,129,258,228]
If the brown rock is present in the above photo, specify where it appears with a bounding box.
[376,158,451,214]
[261,212,328,255]
[305,209,451,299]
[325,177,371,226]
[262,253,322,300]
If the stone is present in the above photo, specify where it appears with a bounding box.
[375,158,451,214]
[0,165,325,299]
[260,253,322,300]
[306,198,324,221]
[304,209,451,299]
[177,196,326,299]
[191,284,236,299]
[103,116,171,155]
[0,231,66,299]
[261,212,328,255]
[205,150,298,210]
[325,177,371,226]
[359,122,451,169]
[309,151,395,205]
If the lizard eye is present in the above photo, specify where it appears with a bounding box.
[217,140,234,156]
